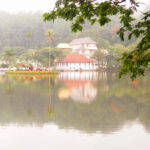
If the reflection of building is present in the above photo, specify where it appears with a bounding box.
[58,71,99,81]
[58,80,97,104]
[58,72,98,104]
[70,82,97,104]
[58,88,70,100]
[56,54,97,71]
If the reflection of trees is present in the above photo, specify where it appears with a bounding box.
[53,95,140,134]
[0,74,149,134]
[4,80,14,96]
[2,76,15,96]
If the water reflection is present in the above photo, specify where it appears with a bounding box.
[58,72,99,103]
[0,72,149,135]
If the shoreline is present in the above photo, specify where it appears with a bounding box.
[5,70,59,75]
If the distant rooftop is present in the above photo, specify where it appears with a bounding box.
[59,54,95,63]
[57,43,71,49]
[70,37,97,45]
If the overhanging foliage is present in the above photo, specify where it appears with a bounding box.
[43,0,150,79]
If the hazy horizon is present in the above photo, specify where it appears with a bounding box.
[0,0,149,14]
[0,0,56,13]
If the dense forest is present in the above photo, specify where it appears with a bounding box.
[0,11,139,68]
[0,11,137,49]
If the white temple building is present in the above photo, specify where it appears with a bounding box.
[69,37,98,58]
[56,37,109,70]
[56,54,97,71]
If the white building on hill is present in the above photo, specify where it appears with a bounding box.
[69,37,98,58]
[57,43,71,50]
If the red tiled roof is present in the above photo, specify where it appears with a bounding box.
[60,54,95,63]
[64,80,87,88]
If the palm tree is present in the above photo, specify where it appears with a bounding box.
[27,32,32,38]
[27,32,32,49]
[45,29,53,70]
[1,47,16,67]
[45,29,54,115]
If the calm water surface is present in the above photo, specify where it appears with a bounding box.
[0,72,150,150]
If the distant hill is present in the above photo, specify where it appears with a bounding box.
[0,11,136,52]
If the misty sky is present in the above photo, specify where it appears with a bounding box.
[0,0,56,13]
[0,0,149,13]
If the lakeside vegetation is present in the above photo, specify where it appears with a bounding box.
[44,0,150,80]
[0,11,140,69]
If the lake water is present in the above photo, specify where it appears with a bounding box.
[0,71,150,150]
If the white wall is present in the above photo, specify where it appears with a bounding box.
[56,62,98,70]
[58,71,99,81]
[70,43,98,51]
[84,43,97,50]
[70,44,97,58]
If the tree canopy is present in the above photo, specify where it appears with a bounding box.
[43,0,150,80]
